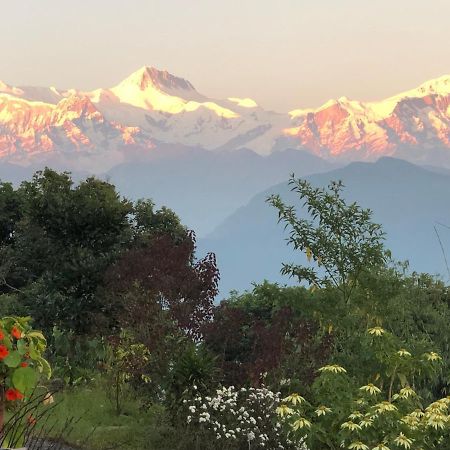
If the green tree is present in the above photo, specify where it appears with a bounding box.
[0,182,22,246]
[0,182,22,295]
[0,168,188,336]
[268,177,387,304]
[11,170,132,334]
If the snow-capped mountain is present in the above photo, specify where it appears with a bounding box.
[285,76,450,161]
[0,67,449,169]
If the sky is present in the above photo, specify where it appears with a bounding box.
[1,0,449,111]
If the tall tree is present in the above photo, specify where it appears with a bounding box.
[0,168,195,336]
[104,231,220,340]
[268,177,387,303]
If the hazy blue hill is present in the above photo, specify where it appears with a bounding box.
[0,163,36,185]
[106,147,335,236]
[0,147,334,236]
[201,157,450,296]
[0,162,90,186]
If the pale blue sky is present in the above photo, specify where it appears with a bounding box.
[1,0,449,111]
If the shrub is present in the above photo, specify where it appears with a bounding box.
[0,316,51,430]
[204,299,332,389]
[48,327,106,386]
[181,385,299,449]
[165,343,218,411]
[279,327,449,450]
[104,330,151,415]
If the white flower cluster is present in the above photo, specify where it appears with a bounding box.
[183,385,302,449]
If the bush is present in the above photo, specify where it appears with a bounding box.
[48,327,106,386]
[181,385,299,449]
[279,327,449,450]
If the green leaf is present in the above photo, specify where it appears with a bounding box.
[397,372,408,387]
[28,343,40,360]
[12,367,37,393]
[3,351,21,368]
[27,331,46,342]
[36,356,52,379]
[17,339,27,355]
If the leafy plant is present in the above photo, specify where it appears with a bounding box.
[166,343,218,412]
[181,385,298,450]
[0,316,51,431]
[204,291,332,389]
[104,330,151,415]
[48,327,106,386]
[279,327,448,450]
[268,178,386,303]
[1,389,57,449]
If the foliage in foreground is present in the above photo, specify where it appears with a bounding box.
[34,380,177,450]
[181,385,299,449]
[280,326,447,449]
[2,171,450,449]
[0,316,50,435]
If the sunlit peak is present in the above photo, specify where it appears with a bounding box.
[122,66,196,93]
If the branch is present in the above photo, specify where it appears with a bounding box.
[434,225,450,281]
[0,277,24,294]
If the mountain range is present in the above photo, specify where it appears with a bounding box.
[200,157,450,295]
[0,67,449,170]
[1,68,450,295]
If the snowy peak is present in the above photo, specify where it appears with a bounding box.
[0,80,24,98]
[107,66,209,113]
[105,66,243,120]
[283,74,450,159]
[140,66,195,92]
[115,66,197,95]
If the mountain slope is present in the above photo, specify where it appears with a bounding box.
[200,158,450,295]
[0,68,449,169]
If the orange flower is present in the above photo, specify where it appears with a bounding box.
[20,362,28,368]
[11,326,21,339]
[5,388,23,401]
[0,330,4,340]
[0,345,9,360]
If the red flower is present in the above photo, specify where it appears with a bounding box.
[0,330,4,340]
[5,389,16,401]
[20,362,28,368]
[0,345,9,360]
[11,327,21,339]
[5,388,23,401]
